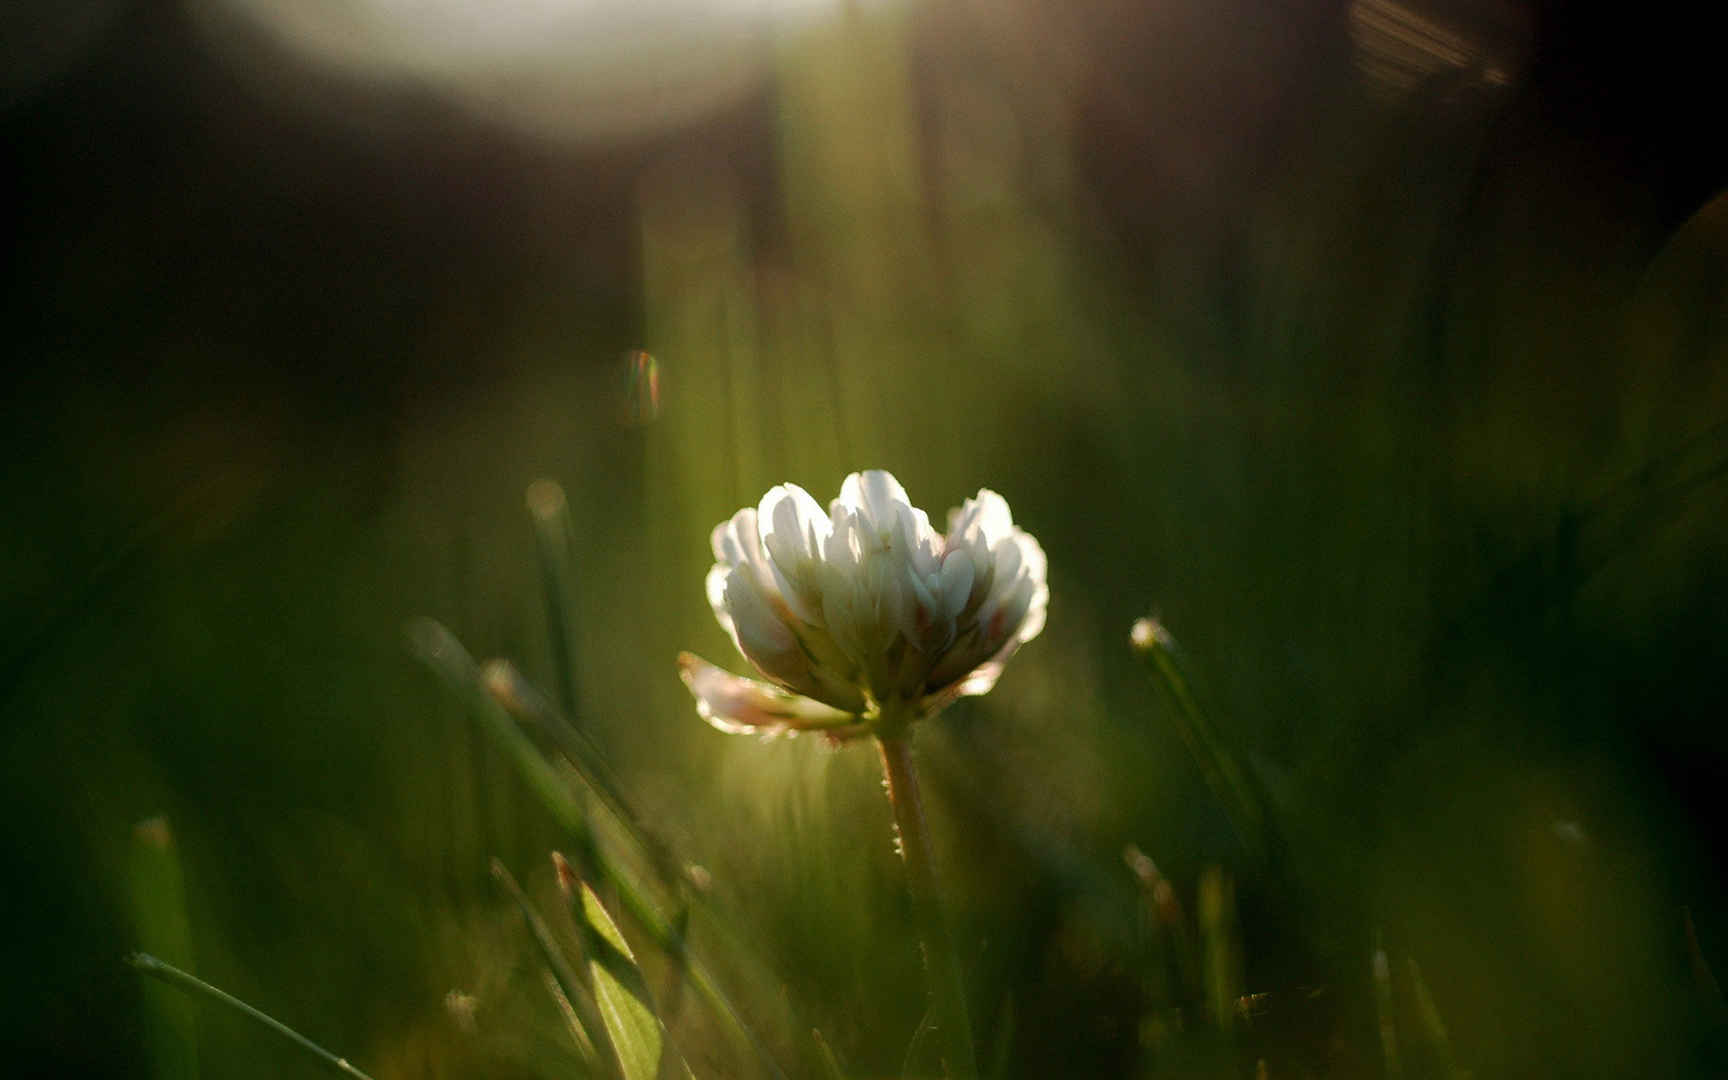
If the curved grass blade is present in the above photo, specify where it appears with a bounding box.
[577,881,668,1080]
[1404,953,1461,1077]
[483,658,687,891]
[1131,618,1273,863]
[1125,844,1198,1015]
[526,479,583,723]
[125,954,375,1080]
[127,818,199,1080]
[491,859,615,1077]
[410,619,598,857]
[900,1004,938,1080]
[811,1028,847,1080]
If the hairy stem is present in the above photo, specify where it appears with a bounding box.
[877,733,977,1080]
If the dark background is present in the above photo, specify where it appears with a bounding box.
[5,0,1727,1075]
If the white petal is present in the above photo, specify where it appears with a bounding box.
[865,552,909,647]
[984,572,1037,646]
[821,579,864,662]
[975,532,1044,643]
[758,483,828,563]
[823,505,861,572]
[938,553,975,620]
[991,532,1025,587]
[919,620,1034,714]
[710,508,750,565]
[710,507,779,593]
[836,472,868,514]
[1017,581,1049,645]
[705,563,734,636]
[948,532,994,614]
[897,503,942,576]
[723,564,796,663]
[901,566,952,651]
[838,469,911,531]
[758,482,830,625]
[947,489,1013,547]
[919,656,1006,715]
[678,653,858,736]
[1011,530,1047,589]
[953,657,1007,698]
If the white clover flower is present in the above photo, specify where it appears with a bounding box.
[679,470,1047,739]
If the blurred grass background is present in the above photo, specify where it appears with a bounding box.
[4,0,1727,1075]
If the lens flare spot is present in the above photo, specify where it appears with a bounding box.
[623,349,661,426]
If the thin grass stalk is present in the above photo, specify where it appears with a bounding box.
[542,971,603,1066]
[1132,619,1271,862]
[492,859,618,1077]
[811,1027,847,1080]
[525,479,583,724]
[126,954,375,1080]
[1371,929,1402,1080]
[1197,866,1242,1032]
[1404,953,1461,1077]
[1126,844,1198,1019]
[483,659,686,891]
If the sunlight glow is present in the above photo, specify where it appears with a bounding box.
[196,0,885,139]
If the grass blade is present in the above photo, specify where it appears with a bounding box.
[811,1028,847,1080]
[526,479,583,723]
[1371,929,1402,1080]
[483,658,687,892]
[1126,844,1198,1019]
[492,859,617,1077]
[410,618,789,1079]
[1405,953,1461,1077]
[410,618,600,863]
[125,953,375,1080]
[1198,866,1242,1033]
[1131,618,1271,862]
[542,970,604,1069]
[574,880,666,1080]
[126,818,199,1080]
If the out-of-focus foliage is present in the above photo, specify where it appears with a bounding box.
[3,0,1726,1076]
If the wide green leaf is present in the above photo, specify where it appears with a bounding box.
[580,883,664,1080]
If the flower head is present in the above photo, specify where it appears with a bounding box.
[680,470,1047,738]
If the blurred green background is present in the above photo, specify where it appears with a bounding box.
[4,0,1727,1076]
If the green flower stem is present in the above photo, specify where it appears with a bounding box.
[126,953,375,1080]
[876,732,977,1080]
